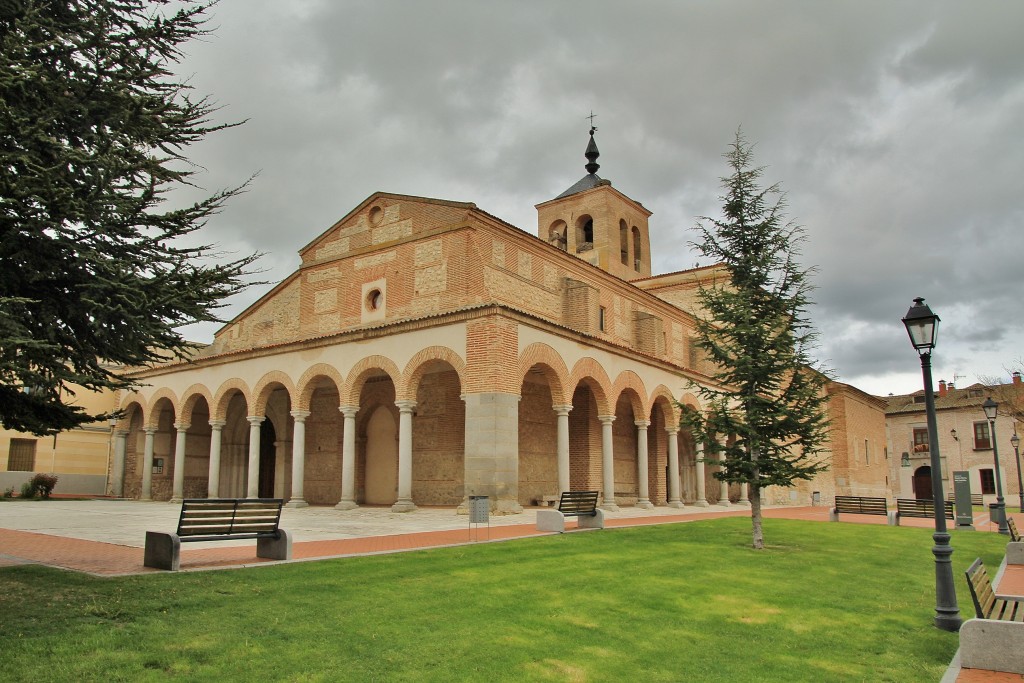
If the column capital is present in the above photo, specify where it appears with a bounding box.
[246,415,265,426]
[665,426,679,436]
[114,429,130,438]
[173,422,190,432]
[598,414,616,425]
[634,420,651,429]
[208,419,226,429]
[144,426,158,435]
[553,404,573,416]
[395,400,416,413]
[339,405,359,418]
[290,409,311,421]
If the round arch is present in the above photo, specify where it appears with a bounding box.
[400,346,467,402]
[518,343,570,405]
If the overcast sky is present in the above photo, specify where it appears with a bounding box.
[171,0,1024,398]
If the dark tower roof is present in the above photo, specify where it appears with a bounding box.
[555,126,604,199]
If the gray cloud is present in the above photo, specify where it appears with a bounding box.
[171,0,1024,397]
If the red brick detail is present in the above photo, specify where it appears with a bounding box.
[465,315,520,394]
[296,363,346,411]
[399,346,467,402]
[517,343,570,405]
[211,379,252,421]
[115,394,148,431]
[650,390,679,427]
[610,370,649,417]
[252,371,297,416]
[568,357,612,415]
[343,355,403,406]
[144,389,178,429]
[180,384,214,421]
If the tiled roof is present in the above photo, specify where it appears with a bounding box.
[884,382,1016,415]
[555,173,603,199]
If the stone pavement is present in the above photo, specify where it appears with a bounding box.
[0,499,1018,680]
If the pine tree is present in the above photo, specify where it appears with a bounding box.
[683,131,831,549]
[0,1,259,434]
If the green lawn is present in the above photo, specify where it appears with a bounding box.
[0,518,1007,682]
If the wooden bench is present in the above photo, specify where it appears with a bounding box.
[536,490,604,533]
[953,493,985,506]
[893,498,953,525]
[1009,517,1020,543]
[829,496,893,524]
[144,498,292,571]
[959,557,1024,674]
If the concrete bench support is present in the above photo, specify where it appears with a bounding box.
[257,529,293,561]
[144,531,181,571]
[959,618,1024,674]
[536,508,605,533]
[1006,541,1024,566]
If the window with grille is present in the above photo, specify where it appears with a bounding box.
[7,439,37,471]
[913,427,929,452]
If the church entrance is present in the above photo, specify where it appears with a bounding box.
[913,465,932,500]
[364,406,398,504]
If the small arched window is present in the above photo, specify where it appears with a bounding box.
[632,226,642,271]
[619,220,629,265]
[576,215,594,252]
[549,220,567,251]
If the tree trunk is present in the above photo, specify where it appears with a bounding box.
[750,483,764,549]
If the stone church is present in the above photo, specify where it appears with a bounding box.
[110,129,848,514]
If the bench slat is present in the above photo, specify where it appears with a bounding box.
[175,498,283,541]
[557,491,599,517]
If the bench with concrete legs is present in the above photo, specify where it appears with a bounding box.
[144,498,292,571]
[536,490,604,533]
[958,557,1024,674]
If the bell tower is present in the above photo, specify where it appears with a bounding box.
[536,125,652,281]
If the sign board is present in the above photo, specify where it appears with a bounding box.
[953,470,974,529]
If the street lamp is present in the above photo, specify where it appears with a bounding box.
[902,297,961,632]
[1011,433,1023,513]
[982,397,1009,534]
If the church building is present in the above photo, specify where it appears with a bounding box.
[110,129,836,514]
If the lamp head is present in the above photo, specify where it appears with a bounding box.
[902,297,939,353]
[1012,433,1020,450]
[983,397,998,421]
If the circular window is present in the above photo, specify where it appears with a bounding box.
[368,206,384,226]
[366,288,383,311]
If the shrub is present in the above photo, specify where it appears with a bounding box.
[20,481,35,499]
[2,486,14,498]
[30,473,59,499]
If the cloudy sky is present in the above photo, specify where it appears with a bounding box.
[170,0,1024,397]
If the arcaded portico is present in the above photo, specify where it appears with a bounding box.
[112,131,759,514]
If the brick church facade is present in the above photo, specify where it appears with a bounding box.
[109,130,844,513]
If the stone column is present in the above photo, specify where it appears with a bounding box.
[666,427,683,508]
[635,420,653,509]
[462,392,522,514]
[246,416,263,499]
[110,430,128,498]
[393,401,417,512]
[287,410,310,508]
[717,440,730,506]
[207,420,225,498]
[141,427,156,500]
[555,404,572,493]
[170,423,189,503]
[739,482,751,507]
[599,415,619,511]
[336,406,359,510]
[694,441,709,507]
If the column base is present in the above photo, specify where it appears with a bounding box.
[716,501,731,507]
[286,499,309,509]
[169,497,183,504]
[391,499,417,513]
[334,500,358,511]
[667,501,685,509]
[737,500,751,507]
[600,503,620,512]
[694,500,710,508]
[636,500,654,510]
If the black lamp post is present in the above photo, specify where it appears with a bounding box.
[902,297,961,632]
[982,397,1009,534]
[1012,433,1023,513]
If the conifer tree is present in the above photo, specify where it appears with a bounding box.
[683,131,830,549]
[0,1,258,434]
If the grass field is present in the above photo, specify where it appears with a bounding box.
[0,517,1007,682]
